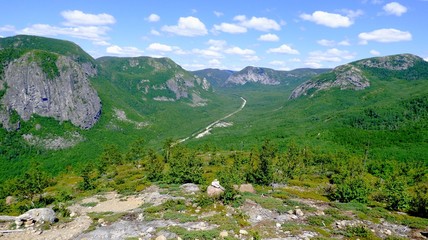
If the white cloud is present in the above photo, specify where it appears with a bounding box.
[243,55,261,62]
[305,62,323,68]
[424,57,428,62]
[234,15,281,31]
[300,11,353,28]
[290,58,301,62]
[258,33,279,42]
[307,48,356,65]
[224,47,255,55]
[358,28,412,44]
[106,45,144,57]
[209,59,222,66]
[19,24,110,42]
[0,25,16,32]
[267,44,300,54]
[207,39,227,51]
[269,60,285,66]
[213,11,224,17]
[147,13,160,22]
[150,29,160,36]
[162,16,207,36]
[192,49,223,58]
[317,39,351,47]
[93,40,110,46]
[147,43,185,55]
[338,40,351,46]
[147,43,173,52]
[370,50,381,56]
[61,10,116,26]
[213,23,247,34]
[317,39,336,47]
[383,2,407,16]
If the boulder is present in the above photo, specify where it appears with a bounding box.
[207,179,225,197]
[238,184,255,193]
[180,183,200,194]
[15,208,57,227]
[5,196,15,205]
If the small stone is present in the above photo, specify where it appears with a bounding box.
[315,210,325,216]
[384,229,392,235]
[256,215,262,221]
[287,210,294,215]
[276,223,281,228]
[295,209,304,217]
[239,229,248,235]
[155,235,167,240]
[219,230,229,238]
[146,227,155,233]
[177,237,183,240]
[70,211,77,217]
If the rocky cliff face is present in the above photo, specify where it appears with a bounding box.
[97,56,210,106]
[225,66,280,86]
[0,51,101,129]
[289,64,369,99]
[289,54,426,99]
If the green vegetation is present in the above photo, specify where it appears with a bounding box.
[0,37,427,238]
[32,51,60,79]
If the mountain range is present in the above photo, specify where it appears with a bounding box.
[1,35,427,180]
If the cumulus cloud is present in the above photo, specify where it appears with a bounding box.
[147,43,185,55]
[192,49,223,58]
[317,39,336,47]
[162,16,208,36]
[358,28,412,44]
[258,33,279,42]
[106,45,144,57]
[224,47,255,55]
[243,55,261,62]
[213,11,224,17]
[300,11,354,28]
[206,39,227,52]
[147,13,160,22]
[234,15,281,31]
[150,30,160,36]
[213,23,247,34]
[19,24,110,42]
[317,39,351,47]
[267,44,300,54]
[61,10,116,26]
[0,25,16,32]
[370,50,381,56]
[209,59,222,66]
[147,43,173,52]
[383,2,407,16]
[306,48,356,66]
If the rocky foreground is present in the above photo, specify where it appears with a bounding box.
[0,183,427,240]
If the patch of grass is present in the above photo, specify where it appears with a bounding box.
[163,210,198,223]
[283,187,329,202]
[80,202,98,207]
[246,194,288,213]
[167,226,220,240]
[307,215,335,227]
[283,199,317,212]
[324,208,352,220]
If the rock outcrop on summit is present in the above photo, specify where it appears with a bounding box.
[289,54,428,99]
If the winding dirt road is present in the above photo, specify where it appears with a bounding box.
[177,96,247,143]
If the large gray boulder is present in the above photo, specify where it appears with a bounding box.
[15,208,57,227]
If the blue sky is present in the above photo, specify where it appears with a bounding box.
[1,0,427,71]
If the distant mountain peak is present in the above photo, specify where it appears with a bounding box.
[289,53,428,99]
[225,66,280,86]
